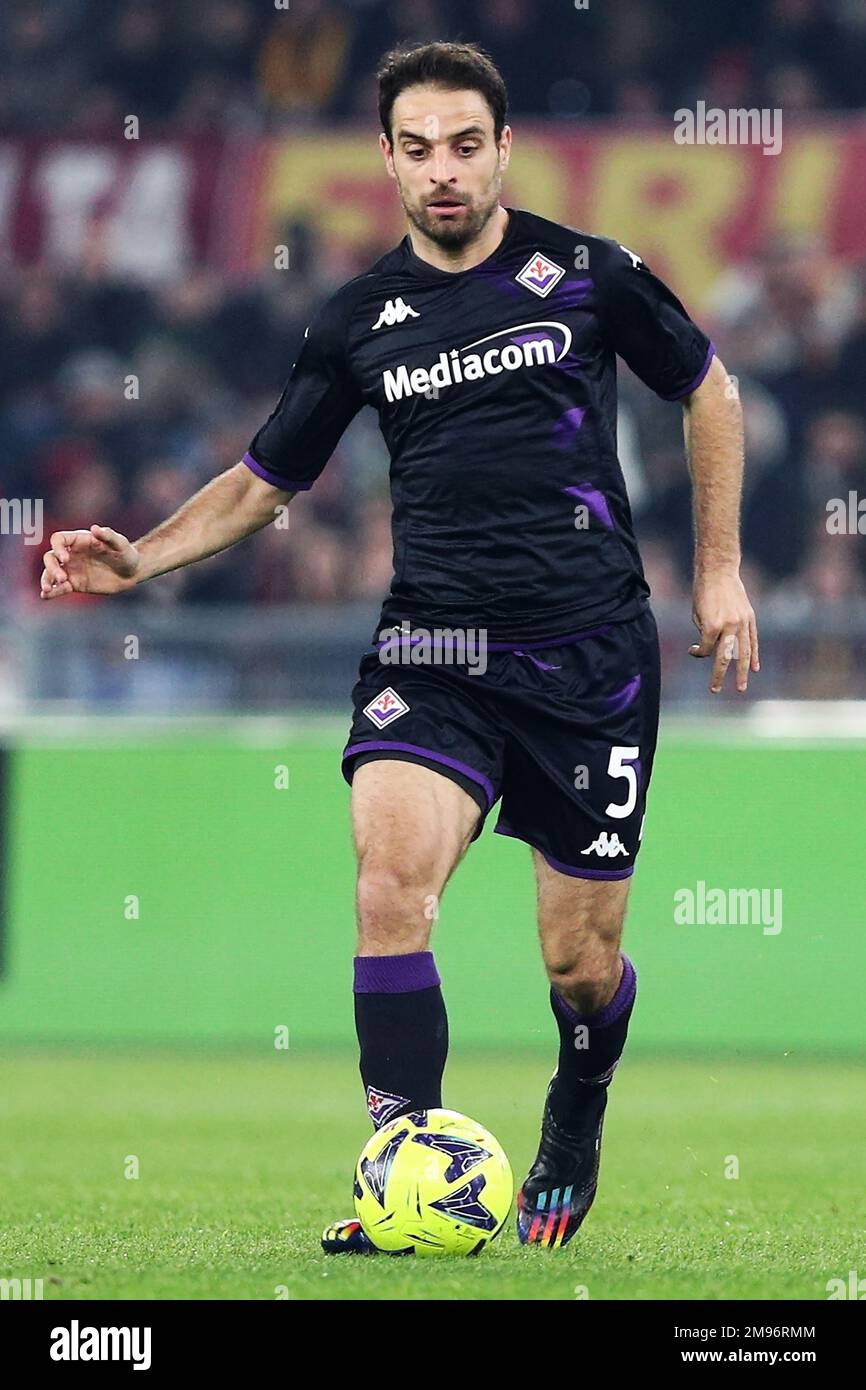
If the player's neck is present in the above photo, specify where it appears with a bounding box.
[407,204,510,275]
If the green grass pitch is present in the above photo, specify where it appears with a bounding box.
[1,1051,863,1300]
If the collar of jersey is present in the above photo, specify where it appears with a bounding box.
[400,206,520,281]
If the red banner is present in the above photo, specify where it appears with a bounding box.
[0,135,224,282]
[4,119,866,305]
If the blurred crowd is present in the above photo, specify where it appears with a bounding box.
[1,0,865,133]
[622,231,866,615]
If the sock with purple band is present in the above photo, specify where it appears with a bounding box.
[354,951,448,1128]
[547,953,637,1131]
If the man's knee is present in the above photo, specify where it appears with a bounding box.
[541,906,626,1015]
[546,952,622,1016]
[536,860,630,1013]
[356,850,440,950]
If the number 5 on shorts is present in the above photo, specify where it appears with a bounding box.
[605,745,639,819]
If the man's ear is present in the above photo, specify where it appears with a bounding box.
[379,132,396,178]
[498,124,513,172]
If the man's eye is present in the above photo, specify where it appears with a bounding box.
[458,146,478,156]
[407,148,426,159]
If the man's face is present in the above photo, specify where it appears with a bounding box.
[380,85,511,250]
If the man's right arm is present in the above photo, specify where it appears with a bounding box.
[134,462,293,583]
[40,462,292,599]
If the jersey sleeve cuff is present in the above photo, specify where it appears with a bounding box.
[241,451,313,492]
[658,341,716,401]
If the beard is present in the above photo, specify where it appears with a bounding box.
[401,179,501,252]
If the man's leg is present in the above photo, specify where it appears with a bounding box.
[535,859,635,1123]
[351,757,480,1127]
[517,854,636,1247]
[322,756,481,1253]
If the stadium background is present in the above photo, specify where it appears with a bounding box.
[0,0,864,1301]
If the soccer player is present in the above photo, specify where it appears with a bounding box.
[40,42,759,1251]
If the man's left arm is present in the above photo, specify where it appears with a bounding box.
[681,354,759,693]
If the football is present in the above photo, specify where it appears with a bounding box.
[353,1108,514,1256]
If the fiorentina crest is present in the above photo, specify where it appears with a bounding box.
[515,251,566,298]
[362,687,410,728]
[366,1084,412,1128]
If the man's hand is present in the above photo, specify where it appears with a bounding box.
[689,570,759,693]
[40,525,140,599]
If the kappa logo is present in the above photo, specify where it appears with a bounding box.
[362,687,410,728]
[618,244,644,270]
[515,251,566,298]
[372,297,420,330]
[366,1085,411,1129]
[582,830,629,858]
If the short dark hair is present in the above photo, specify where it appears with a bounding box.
[377,41,508,146]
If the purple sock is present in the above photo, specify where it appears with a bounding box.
[547,954,637,1129]
[354,951,448,1129]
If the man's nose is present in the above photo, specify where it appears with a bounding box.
[430,148,456,184]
